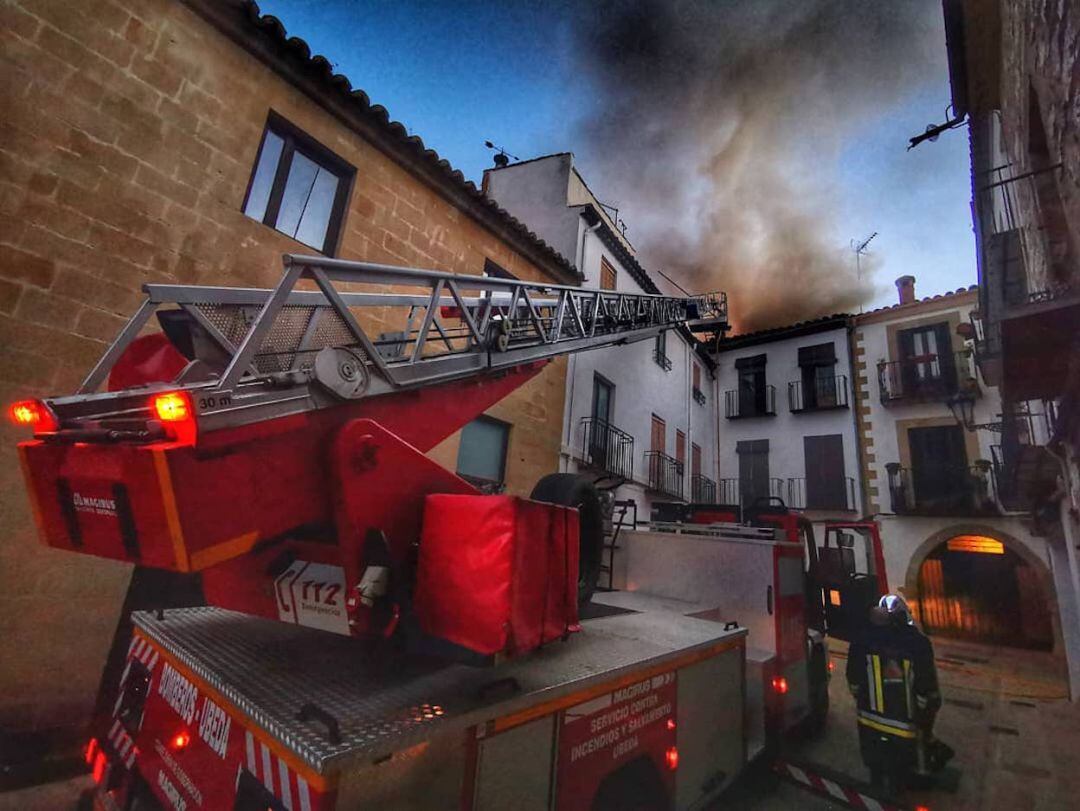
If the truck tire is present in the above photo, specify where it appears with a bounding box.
[591,756,669,811]
[530,474,604,607]
[804,642,830,737]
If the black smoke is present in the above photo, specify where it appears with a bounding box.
[572,0,944,331]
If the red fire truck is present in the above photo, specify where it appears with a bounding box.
[10,255,886,810]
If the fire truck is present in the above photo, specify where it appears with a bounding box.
[10,255,887,810]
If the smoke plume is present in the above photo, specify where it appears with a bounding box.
[572,1,943,332]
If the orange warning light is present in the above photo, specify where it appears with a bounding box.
[8,399,57,431]
[665,746,679,770]
[152,391,191,423]
[169,730,191,751]
[84,737,99,765]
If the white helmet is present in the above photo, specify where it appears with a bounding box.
[878,594,913,625]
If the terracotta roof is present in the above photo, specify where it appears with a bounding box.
[186,0,581,283]
[858,285,979,317]
[717,313,853,351]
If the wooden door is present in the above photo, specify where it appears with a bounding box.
[804,435,846,509]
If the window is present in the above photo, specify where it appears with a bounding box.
[798,343,838,409]
[691,443,702,478]
[243,113,354,255]
[737,439,769,509]
[592,375,614,424]
[804,435,847,510]
[897,323,956,395]
[692,362,705,404]
[735,354,769,415]
[653,331,672,370]
[600,257,617,290]
[456,416,510,491]
[650,414,666,453]
[675,430,686,467]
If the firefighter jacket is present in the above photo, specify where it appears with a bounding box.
[846,621,941,741]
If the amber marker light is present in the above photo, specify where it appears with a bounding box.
[169,729,191,751]
[153,391,191,423]
[665,746,679,770]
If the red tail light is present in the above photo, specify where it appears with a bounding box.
[771,676,789,695]
[665,746,679,770]
[8,399,57,432]
[828,661,835,672]
[666,718,676,731]
[92,750,107,784]
[84,737,98,765]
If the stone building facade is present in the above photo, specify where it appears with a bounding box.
[0,0,576,735]
[942,0,1080,696]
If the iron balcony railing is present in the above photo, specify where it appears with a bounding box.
[991,400,1060,512]
[878,351,978,404]
[645,451,684,499]
[653,347,673,371]
[886,464,999,516]
[692,386,706,405]
[785,477,856,511]
[691,473,717,503]
[788,375,849,412]
[724,384,777,418]
[578,417,634,481]
[718,478,739,505]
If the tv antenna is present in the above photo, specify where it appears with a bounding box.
[484,141,519,168]
[850,232,877,313]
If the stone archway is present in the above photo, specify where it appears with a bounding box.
[901,522,1063,653]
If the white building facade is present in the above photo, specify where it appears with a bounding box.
[712,316,863,521]
[484,154,721,516]
[853,277,1078,696]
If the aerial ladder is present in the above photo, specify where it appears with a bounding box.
[12,253,730,648]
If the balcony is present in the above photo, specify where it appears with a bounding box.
[692,386,706,405]
[645,451,684,499]
[991,402,1060,512]
[712,478,782,508]
[886,464,999,516]
[718,478,739,505]
[788,375,849,412]
[877,351,978,405]
[691,473,717,503]
[785,477,857,511]
[578,417,634,481]
[653,347,673,371]
[724,384,776,418]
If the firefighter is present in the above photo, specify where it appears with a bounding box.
[846,594,953,786]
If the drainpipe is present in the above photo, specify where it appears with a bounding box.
[685,338,692,501]
[846,320,869,517]
[561,218,603,473]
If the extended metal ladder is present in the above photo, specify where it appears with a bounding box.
[599,499,638,592]
[56,254,728,434]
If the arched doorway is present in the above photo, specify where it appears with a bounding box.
[916,534,1053,650]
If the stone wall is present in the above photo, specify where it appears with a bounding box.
[0,0,567,732]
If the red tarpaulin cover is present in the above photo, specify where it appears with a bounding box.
[414,494,580,656]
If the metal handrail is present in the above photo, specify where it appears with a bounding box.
[877,351,977,404]
[886,464,999,516]
[645,451,684,500]
[724,384,776,418]
[785,476,856,510]
[717,478,739,505]
[691,473,716,503]
[578,417,634,481]
[652,347,673,371]
[788,375,849,411]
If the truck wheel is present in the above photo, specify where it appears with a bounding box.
[804,643,830,737]
[591,756,669,811]
[530,474,604,606]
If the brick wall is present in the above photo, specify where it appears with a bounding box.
[0,0,567,732]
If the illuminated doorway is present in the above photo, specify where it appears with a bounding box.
[917,535,1053,650]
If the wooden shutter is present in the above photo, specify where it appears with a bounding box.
[600,257,617,290]
[804,435,846,509]
[675,430,686,464]
[650,415,665,453]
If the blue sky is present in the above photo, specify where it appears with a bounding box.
[257,0,976,311]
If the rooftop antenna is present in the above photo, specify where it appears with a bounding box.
[484,140,518,168]
[850,232,877,313]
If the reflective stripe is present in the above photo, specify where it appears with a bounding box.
[903,659,913,718]
[297,776,311,811]
[865,655,877,711]
[858,709,916,738]
[278,758,293,810]
[245,731,256,772]
[261,743,274,793]
[872,655,884,713]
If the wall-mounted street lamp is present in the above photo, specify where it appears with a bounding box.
[946,391,1002,433]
